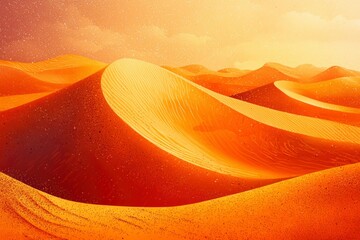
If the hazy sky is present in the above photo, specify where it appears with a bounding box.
[1,0,360,69]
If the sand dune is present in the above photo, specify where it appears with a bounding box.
[1,56,360,238]
[102,59,360,179]
[265,62,325,79]
[0,92,55,111]
[0,65,66,96]
[165,64,297,95]
[217,67,250,75]
[233,82,360,126]
[2,58,360,206]
[0,70,276,206]
[276,77,360,109]
[275,78,360,114]
[1,163,359,239]
[0,54,107,85]
[311,66,359,82]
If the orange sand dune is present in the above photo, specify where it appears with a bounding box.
[235,65,297,86]
[233,82,360,125]
[101,59,360,178]
[265,62,325,79]
[0,92,54,111]
[2,58,360,205]
[0,54,107,85]
[0,70,276,206]
[0,65,67,96]
[217,67,251,75]
[1,163,359,239]
[311,66,359,82]
[276,77,360,109]
[165,64,297,95]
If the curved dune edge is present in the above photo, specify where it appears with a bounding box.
[0,92,55,111]
[100,59,360,178]
[0,54,107,84]
[275,80,360,113]
[1,163,359,239]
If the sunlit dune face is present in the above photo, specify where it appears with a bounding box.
[102,59,360,179]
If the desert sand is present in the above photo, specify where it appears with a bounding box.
[1,56,360,239]
[0,162,359,239]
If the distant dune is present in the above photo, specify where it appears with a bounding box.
[275,79,360,113]
[265,62,325,79]
[165,64,297,95]
[0,55,106,111]
[232,82,360,125]
[1,163,359,239]
[311,66,359,82]
[0,54,107,84]
[0,65,65,96]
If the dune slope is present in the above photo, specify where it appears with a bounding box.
[232,82,360,126]
[0,54,107,84]
[102,59,360,178]
[0,70,276,207]
[0,163,359,239]
[275,78,360,109]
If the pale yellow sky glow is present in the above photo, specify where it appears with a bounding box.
[1,0,360,69]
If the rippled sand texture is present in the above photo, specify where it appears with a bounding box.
[1,56,360,239]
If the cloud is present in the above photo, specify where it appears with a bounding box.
[2,5,126,62]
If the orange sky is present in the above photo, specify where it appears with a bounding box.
[1,0,360,69]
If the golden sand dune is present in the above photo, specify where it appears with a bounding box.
[1,163,359,239]
[217,67,251,75]
[265,62,325,79]
[311,66,359,82]
[233,82,360,126]
[165,65,296,95]
[0,54,107,85]
[0,55,106,111]
[0,65,66,96]
[101,59,360,180]
[0,92,55,111]
[0,70,276,206]
[276,77,360,109]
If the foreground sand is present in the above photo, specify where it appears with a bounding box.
[0,162,359,239]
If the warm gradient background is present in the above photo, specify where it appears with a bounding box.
[1,0,360,69]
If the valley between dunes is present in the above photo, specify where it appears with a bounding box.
[1,55,360,239]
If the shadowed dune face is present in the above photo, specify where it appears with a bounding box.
[1,163,359,239]
[0,70,277,206]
